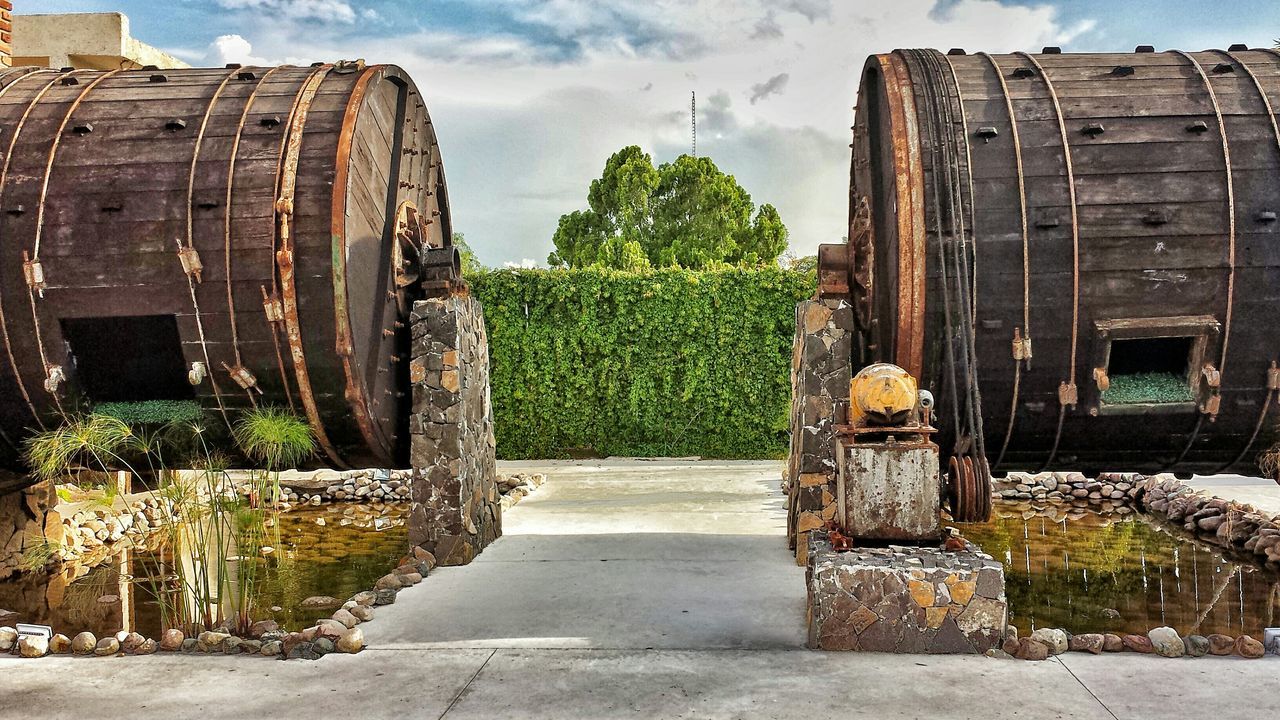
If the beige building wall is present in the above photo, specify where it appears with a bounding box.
[13,12,188,70]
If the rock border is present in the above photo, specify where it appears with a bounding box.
[994,624,1270,661]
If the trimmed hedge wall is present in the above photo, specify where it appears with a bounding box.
[469,267,815,459]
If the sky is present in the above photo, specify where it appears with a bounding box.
[28,0,1280,267]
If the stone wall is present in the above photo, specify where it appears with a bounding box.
[407,294,500,566]
[807,531,1007,653]
[785,299,854,564]
[0,479,54,582]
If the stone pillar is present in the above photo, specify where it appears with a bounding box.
[786,299,854,564]
[807,532,1008,653]
[407,294,500,566]
[0,477,55,581]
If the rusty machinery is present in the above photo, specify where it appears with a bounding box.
[836,363,983,541]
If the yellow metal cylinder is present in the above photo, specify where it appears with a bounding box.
[850,363,918,427]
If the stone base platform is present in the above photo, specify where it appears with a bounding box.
[806,532,1007,653]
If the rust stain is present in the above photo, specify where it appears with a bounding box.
[330,64,387,458]
[275,64,349,468]
[879,53,926,379]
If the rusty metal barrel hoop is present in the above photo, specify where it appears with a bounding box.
[274,64,349,468]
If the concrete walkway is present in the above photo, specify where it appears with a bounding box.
[4,460,1279,719]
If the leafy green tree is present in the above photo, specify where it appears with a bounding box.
[451,232,484,276]
[548,146,789,269]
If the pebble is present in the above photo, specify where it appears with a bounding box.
[1147,627,1184,658]
[350,605,374,622]
[331,609,359,628]
[260,640,283,657]
[1235,635,1265,659]
[313,637,336,656]
[0,627,16,651]
[71,632,97,655]
[337,627,364,654]
[181,638,199,653]
[350,591,377,606]
[18,635,48,658]
[374,574,404,590]
[1102,634,1125,652]
[374,588,398,606]
[94,637,120,656]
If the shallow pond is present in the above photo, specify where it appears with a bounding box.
[0,504,409,638]
[963,502,1280,638]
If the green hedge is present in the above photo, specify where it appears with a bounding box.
[469,267,815,459]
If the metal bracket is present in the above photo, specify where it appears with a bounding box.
[1058,382,1078,407]
[177,245,203,283]
[22,253,45,298]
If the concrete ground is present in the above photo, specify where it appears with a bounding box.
[1186,473,1280,517]
[4,460,1279,719]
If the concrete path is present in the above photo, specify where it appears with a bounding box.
[4,460,1278,719]
[1186,474,1280,517]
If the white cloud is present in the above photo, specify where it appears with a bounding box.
[216,0,358,24]
[179,0,1094,265]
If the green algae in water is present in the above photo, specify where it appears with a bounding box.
[0,504,410,638]
[94,399,206,425]
[1102,372,1193,405]
[962,504,1280,637]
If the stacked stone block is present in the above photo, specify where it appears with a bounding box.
[807,532,1007,653]
[407,294,500,566]
[0,1,11,68]
[786,299,854,564]
[0,478,53,581]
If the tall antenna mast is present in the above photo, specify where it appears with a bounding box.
[691,91,697,158]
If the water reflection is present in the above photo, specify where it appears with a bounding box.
[962,503,1280,637]
[0,504,409,638]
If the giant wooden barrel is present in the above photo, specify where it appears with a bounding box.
[821,47,1280,478]
[0,62,452,470]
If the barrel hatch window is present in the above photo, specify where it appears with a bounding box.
[1090,316,1220,414]
[60,315,194,405]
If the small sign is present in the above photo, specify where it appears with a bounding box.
[16,623,52,641]
[1264,628,1280,654]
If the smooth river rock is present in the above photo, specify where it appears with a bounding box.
[336,627,364,654]
[1068,633,1104,654]
[1235,635,1265,659]
[1207,634,1235,656]
[1122,634,1154,653]
[160,629,184,651]
[94,637,120,656]
[71,632,97,655]
[17,635,48,658]
[1147,627,1184,658]
[49,634,71,654]
[1184,635,1210,657]
[1030,628,1068,655]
